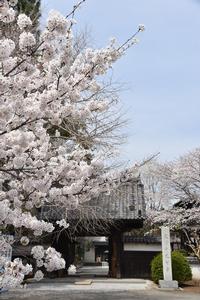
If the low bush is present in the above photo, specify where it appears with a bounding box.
[151,250,192,284]
[177,249,188,257]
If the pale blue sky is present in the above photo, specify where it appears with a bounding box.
[41,0,200,162]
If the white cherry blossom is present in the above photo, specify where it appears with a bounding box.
[17,13,32,30]
[0,0,144,289]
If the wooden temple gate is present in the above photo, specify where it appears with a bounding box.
[41,177,146,278]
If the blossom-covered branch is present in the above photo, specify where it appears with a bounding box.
[0,0,145,288]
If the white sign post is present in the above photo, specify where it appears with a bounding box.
[159,226,178,289]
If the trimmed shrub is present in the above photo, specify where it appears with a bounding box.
[151,253,163,283]
[177,249,188,257]
[151,250,192,284]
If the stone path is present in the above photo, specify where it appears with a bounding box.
[0,277,199,300]
[22,278,153,291]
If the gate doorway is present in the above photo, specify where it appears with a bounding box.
[75,236,109,277]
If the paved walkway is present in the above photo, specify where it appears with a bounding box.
[76,264,109,276]
[20,277,153,291]
[0,277,199,300]
[1,289,199,300]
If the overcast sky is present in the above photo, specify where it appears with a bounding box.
[41,0,200,163]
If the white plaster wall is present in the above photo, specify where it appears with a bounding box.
[191,264,200,280]
[84,246,95,263]
[124,243,162,252]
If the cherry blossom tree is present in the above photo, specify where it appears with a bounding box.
[148,148,200,261]
[0,0,145,288]
[139,157,171,210]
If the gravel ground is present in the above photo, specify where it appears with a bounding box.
[0,276,200,300]
[1,289,200,300]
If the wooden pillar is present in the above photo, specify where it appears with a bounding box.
[108,236,113,277]
[108,230,123,278]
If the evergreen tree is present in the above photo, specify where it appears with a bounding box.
[17,0,41,35]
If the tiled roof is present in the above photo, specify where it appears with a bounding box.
[80,177,146,220]
[41,177,146,221]
[123,236,161,244]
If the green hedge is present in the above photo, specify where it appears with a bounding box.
[151,250,192,284]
